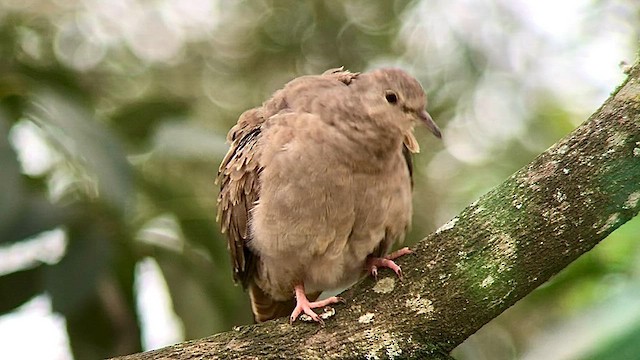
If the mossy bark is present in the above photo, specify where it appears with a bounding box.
[113,61,640,360]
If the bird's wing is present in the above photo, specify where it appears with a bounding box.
[216,108,264,287]
[217,68,360,287]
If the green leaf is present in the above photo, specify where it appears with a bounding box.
[0,191,70,245]
[0,113,69,245]
[28,89,134,214]
[0,267,43,314]
[64,276,141,359]
[44,209,112,316]
[0,113,24,237]
[110,98,190,144]
[42,206,141,359]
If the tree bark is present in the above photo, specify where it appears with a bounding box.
[114,61,640,360]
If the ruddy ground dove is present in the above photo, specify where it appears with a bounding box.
[217,67,441,324]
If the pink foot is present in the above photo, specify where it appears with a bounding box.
[290,284,344,325]
[367,247,413,280]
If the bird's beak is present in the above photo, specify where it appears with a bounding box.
[418,110,442,139]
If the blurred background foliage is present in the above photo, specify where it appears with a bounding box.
[0,0,639,359]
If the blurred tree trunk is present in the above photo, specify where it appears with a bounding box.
[112,60,640,360]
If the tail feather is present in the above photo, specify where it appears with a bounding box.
[248,283,320,323]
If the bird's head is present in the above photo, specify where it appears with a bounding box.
[353,68,441,139]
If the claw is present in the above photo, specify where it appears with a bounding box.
[371,266,378,280]
[290,285,343,325]
[366,247,413,280]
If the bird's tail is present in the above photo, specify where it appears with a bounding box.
[248,283,320,323]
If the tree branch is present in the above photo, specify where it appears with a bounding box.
[114,60,640,360]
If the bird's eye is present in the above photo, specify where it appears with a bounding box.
[384,90,398,104]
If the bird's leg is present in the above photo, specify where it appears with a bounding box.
[366,247,413,280]
[290,284,344,325]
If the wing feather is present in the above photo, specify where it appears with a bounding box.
[216,68,360,288]
[217,109,264,287]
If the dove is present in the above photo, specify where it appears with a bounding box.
[217,67,441,324]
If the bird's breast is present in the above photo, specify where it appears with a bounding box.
[250,114,412,298]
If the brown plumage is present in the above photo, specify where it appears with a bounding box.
[217,67,440,324]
